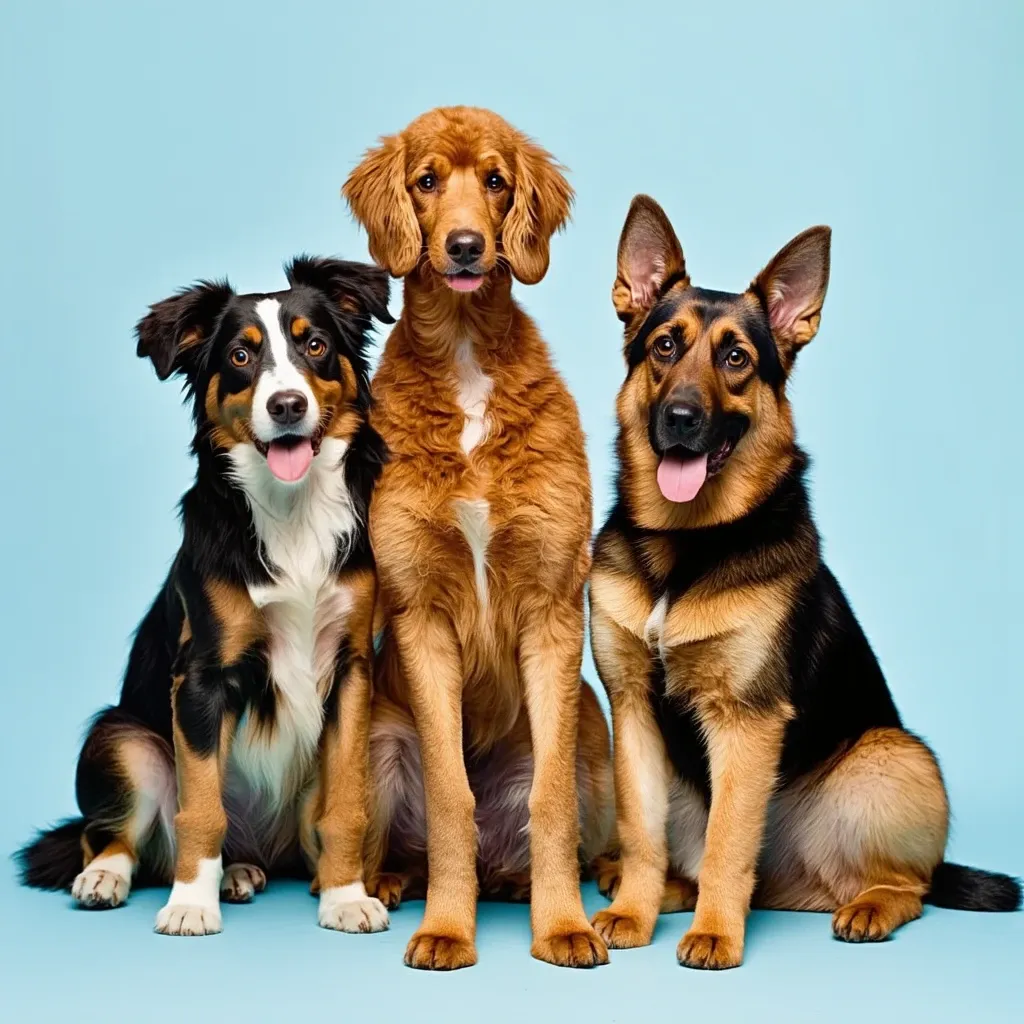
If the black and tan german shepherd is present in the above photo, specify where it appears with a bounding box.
[588,195,1020,969]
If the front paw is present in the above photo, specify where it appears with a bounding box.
[677,929,743,970]
[404,930,477,970]
[318,886,389,933]
[591,907,653,949]
[154,903,222,936]
[532,923,609,968]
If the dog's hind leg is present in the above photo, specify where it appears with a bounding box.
[72,708,176,909]
[760,727,948,942]
[363,696,428,912]
[219,863,267,903]
[595,854,697,912]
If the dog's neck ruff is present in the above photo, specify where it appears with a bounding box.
[226,436,358,580]
[401,271,516,360]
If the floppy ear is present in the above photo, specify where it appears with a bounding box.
[135,280,234,381]
[342,134,421,278]
[752,226,831,352]
[501,137,573,285]
[613,195,687,324]
[286,255,394,326]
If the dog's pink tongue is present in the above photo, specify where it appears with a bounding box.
[657,453,708,503]
[447,274,483,292]
[266,439,314,483]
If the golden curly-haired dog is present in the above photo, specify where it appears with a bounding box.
[344,107,613,970]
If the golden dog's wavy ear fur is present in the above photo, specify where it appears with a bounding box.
[502,137,574,285]
[343,135,421,278]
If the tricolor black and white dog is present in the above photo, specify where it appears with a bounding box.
[19,256,394,936]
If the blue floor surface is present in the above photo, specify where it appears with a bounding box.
[3,866,1021,1022]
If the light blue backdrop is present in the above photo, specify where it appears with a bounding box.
[1,1,1020,1021]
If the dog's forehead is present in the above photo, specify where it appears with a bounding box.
[232,289,318,326]
[656,287,766,344]
[630,285,782,386]
[672,286,748,325]
[405,114,514,168]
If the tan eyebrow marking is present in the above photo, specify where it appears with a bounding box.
[242,325,262,344]
[291,317,310,338]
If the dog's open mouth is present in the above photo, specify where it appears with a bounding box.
[444,269,485,293]
[656,437,738,503]
[253,430,323,483]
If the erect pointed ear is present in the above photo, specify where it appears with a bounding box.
[501,136,574,285]
[613,195,687,324]
[135,280,234,381]
[286,255,394,326]
[751,226,831,353]
[342,134,421,278]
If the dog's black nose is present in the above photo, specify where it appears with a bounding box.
[267,390,308,426]
[446,230,485,267]
[663,401,704,439]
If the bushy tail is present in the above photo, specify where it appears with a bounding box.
[925,862,1022,912]
[16,818,86,891]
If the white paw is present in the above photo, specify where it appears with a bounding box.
[154,903,222,936]
[220,863,266,903]
[72,867,130,909]
[318,885,389,934]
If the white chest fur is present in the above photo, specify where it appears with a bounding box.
[454,338,493,455]
[454,497,491,609]
[227,438,357,797]
[451,340,493,608]
[644,593,669,661]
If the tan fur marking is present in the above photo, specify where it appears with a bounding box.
[242,325,262,344]
[86,836,134,865]
[290,316,310,338]
[589,567,655,641]
[678,711,787,969]
[171,714,234,884]
[205,579,264,665]
[314,570,376,891]
[590,604,670,950]
[204,373,257,452]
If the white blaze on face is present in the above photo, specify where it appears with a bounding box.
[250,298,320,443]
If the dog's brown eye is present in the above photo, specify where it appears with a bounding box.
[726,347,749,369]
[230,347,250,368]
[306,338,326,358]
[417,173,436,192]
[485,172,505,192]
[654,336,676,359]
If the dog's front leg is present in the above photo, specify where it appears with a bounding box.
[520,598,609,968]
[677,709,786,969]
[590,608,672,948]
[155,665,236,937]
[316,569,389,935]
[395,608,479,970]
